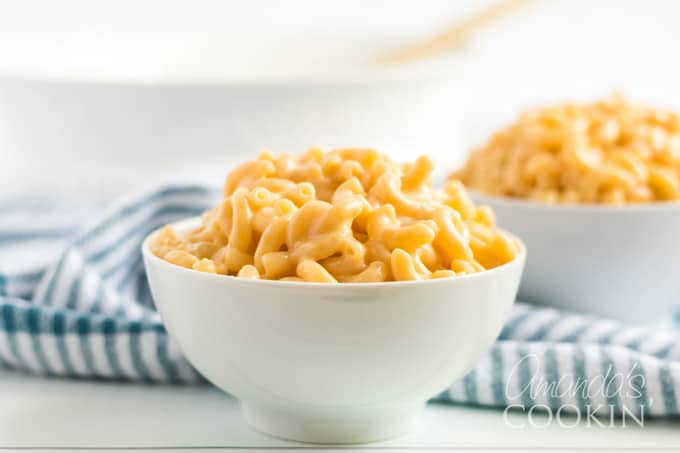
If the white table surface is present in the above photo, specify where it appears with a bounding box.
[1,369,678,453]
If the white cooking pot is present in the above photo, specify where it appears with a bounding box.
[0,36,464,198]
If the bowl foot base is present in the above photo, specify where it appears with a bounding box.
[240,400,424,444]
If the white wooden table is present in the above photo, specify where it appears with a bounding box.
[1,369,678,452]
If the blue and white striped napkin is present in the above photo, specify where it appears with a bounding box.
[1,184,679,417]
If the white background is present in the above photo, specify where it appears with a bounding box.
[2,0,680,197]
[2,0,680,142]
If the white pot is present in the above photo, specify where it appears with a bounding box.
[142,218,525,444]
[474,192,680,324]
[0,50,464,198]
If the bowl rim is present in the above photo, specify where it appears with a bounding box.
[0,53,461,88]
[469,189,680,213]
[141,216,526,290]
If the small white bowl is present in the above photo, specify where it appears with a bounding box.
[472,192,680,324]
[142,218,525,444]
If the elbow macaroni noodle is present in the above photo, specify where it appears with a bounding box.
[454,95,680,204]
[151,148,519,282]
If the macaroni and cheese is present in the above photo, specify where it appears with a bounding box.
[454,95,680,204]
[151,148,519,282]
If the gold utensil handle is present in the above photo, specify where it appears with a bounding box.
[376,0,534,66]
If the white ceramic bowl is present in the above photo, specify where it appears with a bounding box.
[142,218,525,444]
[473,192,680,323]
[0,34,464,199]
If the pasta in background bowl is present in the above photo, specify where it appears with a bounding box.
[454,94,680,204]
[142,148,526,443]
[452,95,680,322]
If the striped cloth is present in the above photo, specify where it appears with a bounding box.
[1,184,679,417]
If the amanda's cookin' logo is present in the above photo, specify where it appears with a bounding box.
[502,354,648,428]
